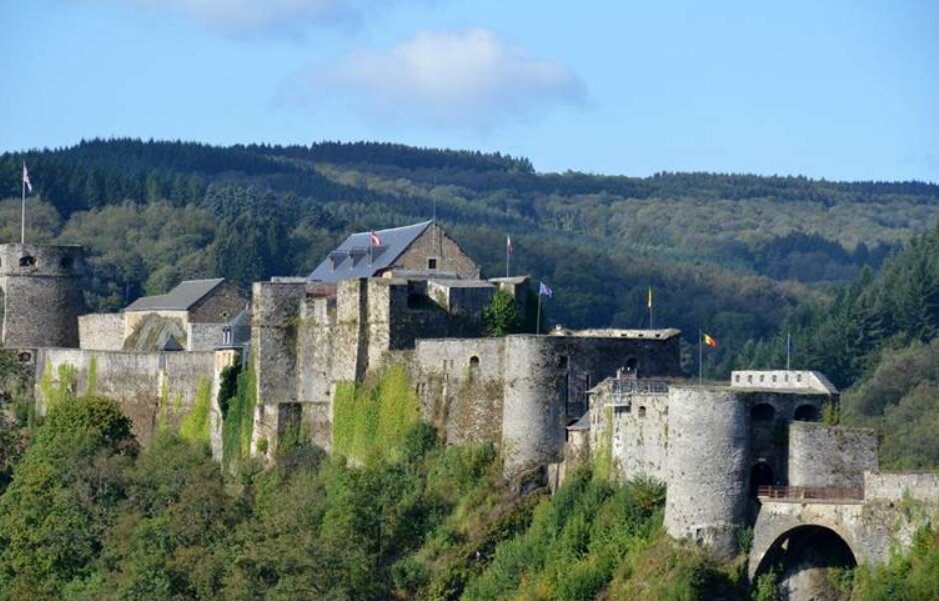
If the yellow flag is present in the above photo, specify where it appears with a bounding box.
[703,333,718,348]
[647,286,653,309]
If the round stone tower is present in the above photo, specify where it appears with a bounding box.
[0,244,84,348]
[664,386,749,559]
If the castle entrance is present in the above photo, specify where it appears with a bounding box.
[750,461,774,496]
[753,525,856,601]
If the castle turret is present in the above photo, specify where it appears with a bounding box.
[0,244,84,348]
[664,386,749,558]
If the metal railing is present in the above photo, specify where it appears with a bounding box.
[611,379,669,395]
[757,485,864,501]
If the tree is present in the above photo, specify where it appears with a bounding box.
[483,290,521,337]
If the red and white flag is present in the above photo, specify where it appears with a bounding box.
[506,234,513,254]
[369,230,381,247]
[22,163,32,194]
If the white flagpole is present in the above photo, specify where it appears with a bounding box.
[536,291,542,335]
[506,238,510,278]
[786,331,791,372]
[21,162,26,244]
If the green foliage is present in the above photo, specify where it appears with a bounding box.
[0,396,136,600]
[332,364,421,463]
[750,571,781,601]
[482,289,521,337]
[38,361,79,411]
[221,363,255,468]
[463,470,667,601]
[853,526,939,601]
[179,378,212,448]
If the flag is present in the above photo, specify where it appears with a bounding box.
[539,281,553,297]
[506,234,513,254]
[647,286,653,309]
[703,333,717,348]
[369,230,381,247]
[22,163,32,194]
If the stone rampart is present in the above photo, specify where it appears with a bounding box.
[788,423,878,489]
[78,313,125,350]
[34,348,216,446]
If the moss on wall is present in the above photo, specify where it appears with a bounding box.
[333,363,421,463]
[593,406,614,481]
[39,361,79,411]
[87,355,97,397]
[221,364,255,468]
[179,378,212,447]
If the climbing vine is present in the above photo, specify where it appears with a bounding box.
[221,362,255,468]
[332,363,421,463]
[179,378,212,448]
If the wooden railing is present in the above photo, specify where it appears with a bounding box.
[757,485,863,501]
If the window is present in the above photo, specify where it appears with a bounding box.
[60,256,73,270]
[751,403,775,422]
[19,256,35,267]
[638,406,647,418]
[557,355,569,369]
[428,258,438,270]
[469,355,480,369]
[794,404,820,422]
[625,357,638,372]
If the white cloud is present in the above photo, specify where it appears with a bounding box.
[106,0,400,34]
[281,29,586,128]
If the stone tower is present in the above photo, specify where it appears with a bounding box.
[0,244,84,348]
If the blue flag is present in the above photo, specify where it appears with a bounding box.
[539,281,553,297]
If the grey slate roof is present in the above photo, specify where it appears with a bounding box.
[307,221,433,283]
[124,278,226,312]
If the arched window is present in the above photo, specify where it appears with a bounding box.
[794,404,820,422]
[638,406,647,418]
[751,403,775,422]
[469,355,480,369]
[625,357,638,371]
[750,461,775,496]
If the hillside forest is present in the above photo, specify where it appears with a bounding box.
[1,139,939,600]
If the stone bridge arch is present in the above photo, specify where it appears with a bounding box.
[748,500,868,580]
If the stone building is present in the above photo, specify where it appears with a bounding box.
[79,278,247,352]
[308,220,479,282]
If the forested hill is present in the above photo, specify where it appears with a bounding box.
[2,138,939,368]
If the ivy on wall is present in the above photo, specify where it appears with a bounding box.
[179,378,212,448]
[332,363,421,463]
[220,362,256,468]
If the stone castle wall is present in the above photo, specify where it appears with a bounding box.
[788,422,878,489]
[0,244,84,349]
[78,313,125,350]
[34,348,217,446]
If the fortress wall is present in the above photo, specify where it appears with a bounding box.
[333,278,367,383]
[297,295,336,450]
[608,392,670,482]
[251,281,306,456]
[665,386,749,559]
[864,472,939,503]
[187,322,225,351]
[500,335,680,477]
[414,337,505,446]
[788,423,878,489]
[78,313,125,350]
[34,348,216,446]
[0,244,84,349]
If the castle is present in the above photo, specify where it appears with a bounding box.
[2,222,937,591]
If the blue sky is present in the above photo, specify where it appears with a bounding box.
[1,0,937,181]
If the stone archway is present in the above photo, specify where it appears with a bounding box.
[753,525,857,601]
